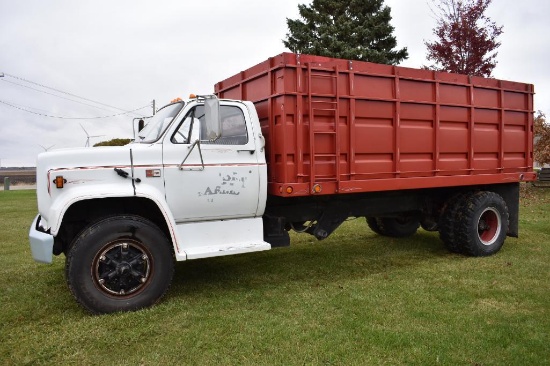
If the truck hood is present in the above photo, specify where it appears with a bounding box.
[36,143,159,170]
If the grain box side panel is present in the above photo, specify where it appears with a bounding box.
[439,105,470,175]
[353,100,395,180]
[399,103,435,178]
[502,110,529,172]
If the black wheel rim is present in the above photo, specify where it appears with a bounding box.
[92,240,152,297]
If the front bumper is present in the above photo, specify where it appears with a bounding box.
[29,215,54,264]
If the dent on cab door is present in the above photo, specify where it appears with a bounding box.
[162,102,262,223]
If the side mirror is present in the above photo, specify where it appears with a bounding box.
[204,96,221,141]
[133,117,148,141]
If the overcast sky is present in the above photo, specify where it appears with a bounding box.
[1,0,547,167]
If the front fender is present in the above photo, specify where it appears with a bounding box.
[47,182,187,261]
[47,182,133,235]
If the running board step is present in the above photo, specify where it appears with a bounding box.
[184,242,271,260]
[175,217,271,260]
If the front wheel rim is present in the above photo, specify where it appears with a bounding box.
[92,240,152,297]
[477,207,502,246]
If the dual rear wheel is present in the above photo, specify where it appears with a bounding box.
[367,191,509,257]
[439,191,509,256]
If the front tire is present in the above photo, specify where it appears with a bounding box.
[66,215,174,314]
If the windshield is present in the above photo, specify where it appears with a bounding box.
[137,102,184,143]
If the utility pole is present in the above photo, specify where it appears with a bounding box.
[152,99,156,115]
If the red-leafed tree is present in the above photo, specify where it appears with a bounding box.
[534,111,550,166]
[424,0,503,77]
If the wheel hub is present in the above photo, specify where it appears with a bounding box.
[117,263,131,275]
[477,207,501,246]
[93,241,151,296]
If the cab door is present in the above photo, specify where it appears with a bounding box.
[162,101,261,223]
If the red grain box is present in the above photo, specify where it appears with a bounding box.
[215,53,535,197]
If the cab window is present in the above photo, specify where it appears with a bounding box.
[171,105,248,145]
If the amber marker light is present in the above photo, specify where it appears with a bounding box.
[286,186,293,194]
[54,176,66,189]
[312,184,322,194]
[189,94,197,99]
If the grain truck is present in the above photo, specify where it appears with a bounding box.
[29,53,536,313]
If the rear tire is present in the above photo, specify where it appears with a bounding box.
[454,192,509,256]
[373,216,420,238]
[366,217,384,235]
[438,193,468,253]
[66,215,174,314]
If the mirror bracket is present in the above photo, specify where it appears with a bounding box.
[179,139,205,171]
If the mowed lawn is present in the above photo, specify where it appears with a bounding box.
[0,187,548,365]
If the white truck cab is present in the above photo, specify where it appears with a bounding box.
[29,96,270,313]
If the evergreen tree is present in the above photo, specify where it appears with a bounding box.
[283,0,408,65]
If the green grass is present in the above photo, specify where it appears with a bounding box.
[1,187,549,365]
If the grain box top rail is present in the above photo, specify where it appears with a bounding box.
[215,53,534,99]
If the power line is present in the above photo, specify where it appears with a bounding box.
[0,99,150,120]
[1,78,122,114]
[3,72,147,116]
[2,99,52,114]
